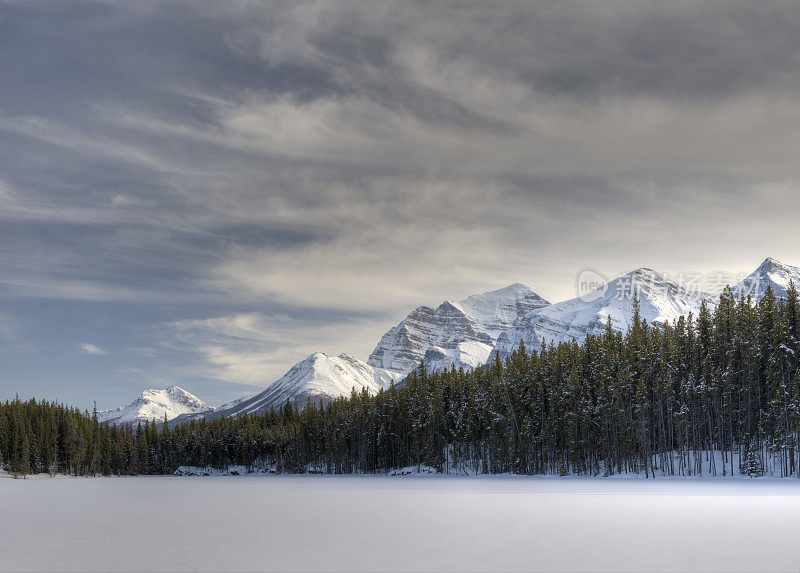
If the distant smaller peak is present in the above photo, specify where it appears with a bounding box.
[486,282,534,296]
[464,282,537,301]
[623,267,665,281]
[758,257,785,270]
[164,385,203,400]
[437,300,464,311]
[502,282,532,292]
[165,385,196,397]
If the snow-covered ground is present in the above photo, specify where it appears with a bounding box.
[3,476,800,572]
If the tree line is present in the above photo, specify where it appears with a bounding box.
[3,284,800,478]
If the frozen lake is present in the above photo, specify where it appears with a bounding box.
[3,475,800,572]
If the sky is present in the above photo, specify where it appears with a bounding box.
[2,0,800,410]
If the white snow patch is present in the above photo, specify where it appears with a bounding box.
[174,465,264,476]
[389,465,439,476]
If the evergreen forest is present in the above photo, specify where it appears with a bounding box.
[4,285,800,479]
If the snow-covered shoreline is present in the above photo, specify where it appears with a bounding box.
[6,468,800,482]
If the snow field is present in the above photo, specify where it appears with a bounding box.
[2,476,800,572]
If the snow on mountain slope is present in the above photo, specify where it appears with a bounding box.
[494,268,715,359]
[98,386,211,425]
[734,257,800,300]
[422,340,494,373]
[457,283,551,339]
[210,353,404,417]
[368,284,549,374]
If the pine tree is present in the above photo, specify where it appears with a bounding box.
[742,445,763,477]
[18,429,31,477]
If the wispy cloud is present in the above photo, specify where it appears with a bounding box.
[80,343,108,356]
[161,312,390,386]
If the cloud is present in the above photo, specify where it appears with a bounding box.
[80,343,108,356]
[3,0,800,398]
[4,1,800,308]
[162,312,388,386]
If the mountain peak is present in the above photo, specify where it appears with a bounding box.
[163,385,192,397]
[437,300,467,313]
[494,266,715,360]
[757,257,789,272]
[461,282,538,302]
[368,283,548,374]
[489,282,534,295]
[736,257,800,299]
[622,267,666,281]
[207,353,403,418]
[99,385,210,425]
[601,268,677,299]
[458,283,549,324]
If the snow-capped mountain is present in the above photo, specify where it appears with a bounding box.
[208,353,404,418]
[368,284,549,374]
[98,386,211,425]
[734,257,800,300]
[160,259,800,422]
[494,268,715,359]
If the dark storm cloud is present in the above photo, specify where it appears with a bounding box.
[406,1,800,100]
[221,1,800,103]
[2,0,800,396]
[0,1,337,113]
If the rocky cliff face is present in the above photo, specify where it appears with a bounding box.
[367,301,493,374]
[368,284,550,373]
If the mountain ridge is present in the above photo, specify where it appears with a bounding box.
[170,353,403,424]
[105,259,798,423]
[494,267,716,360]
